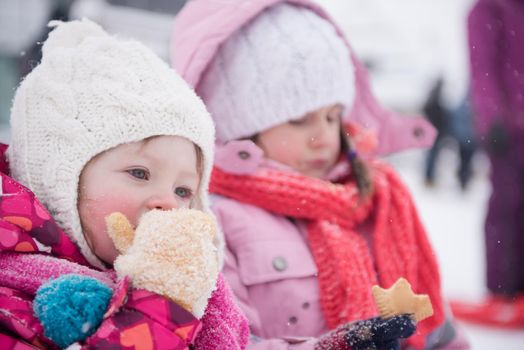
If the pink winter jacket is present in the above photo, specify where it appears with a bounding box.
[0,144,249,350]
[171,0,437,157]
[207,141,470,350]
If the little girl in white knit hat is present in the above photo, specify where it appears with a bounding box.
[0,19,248,349]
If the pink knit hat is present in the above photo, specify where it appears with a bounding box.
[171,0,437,155]
[198,3,355,142]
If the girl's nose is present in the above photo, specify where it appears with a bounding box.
[145,193,179,211]
[309,123,332,148]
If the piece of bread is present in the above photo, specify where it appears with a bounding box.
[372,278,433,322]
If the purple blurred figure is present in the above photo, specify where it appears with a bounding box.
[451,0,524,328]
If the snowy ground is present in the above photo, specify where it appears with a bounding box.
[388,147,524,349]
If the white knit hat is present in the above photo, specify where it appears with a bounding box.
[8,19,216,269]
[197,3,356,142]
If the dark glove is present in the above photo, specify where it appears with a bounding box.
[485,121,510,155]
[345,314,416,350]
[315,314,416,350]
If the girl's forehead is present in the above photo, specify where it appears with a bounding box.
[107,135,194,155]
[89,136,200,173]
[301,104,344,117]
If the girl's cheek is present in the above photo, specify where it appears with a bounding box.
[105,199,140,227]
[81,193,141,231]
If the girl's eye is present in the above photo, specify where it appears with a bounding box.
[175,187,193,199]
[327,111,342,123]
[289,120,304,125]
[289,118,308,126]
[327,114,338,123]
[127,168,149,180]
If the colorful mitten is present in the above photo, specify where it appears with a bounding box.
[33,274,112,348]
[106,208,219,318]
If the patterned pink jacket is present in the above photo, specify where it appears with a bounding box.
[0,144,249,349]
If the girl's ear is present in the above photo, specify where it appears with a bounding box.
[105,212,135,254]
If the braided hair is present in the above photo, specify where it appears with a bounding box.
[340,127,374,198]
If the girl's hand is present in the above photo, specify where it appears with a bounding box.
[316,314,416,350]
[345,314,416,350]
[107,209,219,317]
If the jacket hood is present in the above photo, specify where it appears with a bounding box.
[170,0,436,155]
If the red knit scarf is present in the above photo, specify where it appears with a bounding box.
[210,161,444,349]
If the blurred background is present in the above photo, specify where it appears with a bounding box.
[1,0,523,348]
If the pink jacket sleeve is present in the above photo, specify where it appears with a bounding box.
[0,255,252,350]
[0,252,201,350]
[192,273,250,350]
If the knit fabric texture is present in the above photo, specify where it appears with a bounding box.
[210,161,444,350]
[197,3,355,142]
[0,252,115,296]
[7,19,216,269]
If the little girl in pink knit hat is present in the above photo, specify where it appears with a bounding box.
[171,1,470,349]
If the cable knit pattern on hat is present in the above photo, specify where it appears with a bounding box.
[7,19,216,269]
[198,3,355,142]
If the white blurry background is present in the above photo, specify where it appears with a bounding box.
[1,0,523,348]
